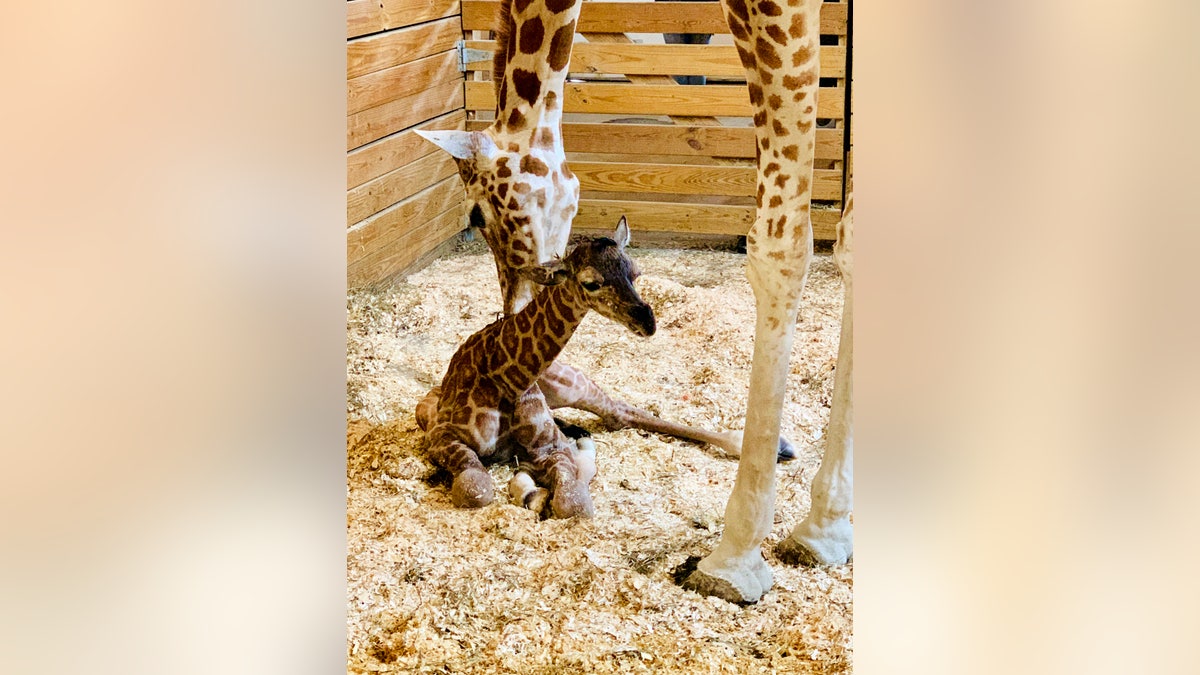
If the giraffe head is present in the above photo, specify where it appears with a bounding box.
[416,126,580,313]
[524,216,656,337]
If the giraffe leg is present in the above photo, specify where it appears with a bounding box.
[778,199,854,566]
[680,0,824,605]
[682,237,809,603]
[426,433,494,509]
[511,385,594,519]
[415,385,441,432]
[539,361,796,461]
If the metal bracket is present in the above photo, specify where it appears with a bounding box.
[456,41,493,72]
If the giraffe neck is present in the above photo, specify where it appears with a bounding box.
[492,0,582,141]
[499,282,587,393]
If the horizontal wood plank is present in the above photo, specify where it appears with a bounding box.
[348,50,459,115]
[348,150,459,225]
[350,110,465,189]
[348,0,385,40]
[348,175,464,253]
[576,198,839,240]
[467,120,842,160]
[348,17,461,79]
[349,198,466,285]
[348,78,465,150]
[349,0,462,39]
[466,81,844,118]
[572,161,842,200]
[462,1,847,35]
[464,41,845,79]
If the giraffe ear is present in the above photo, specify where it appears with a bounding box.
[414,129,494,160]
[613,216,631,250]
[521,261,571,286]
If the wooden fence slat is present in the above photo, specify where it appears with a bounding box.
[462,1,847,35]
[466,81,844,118]
[349,203,466,286]
[348,16,461,79]
[348,78,465,150]
[348,50,459,115]
[350,110,465,190]
[348,151,459,225]
[347,0,384,40]
[571,161,842,200]
[348,176,464,254]
[576,198,838,240]
[349,0,462,39]
[466,121,843,160]
[463,42,845,79]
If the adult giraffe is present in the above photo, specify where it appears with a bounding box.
[416,0,793,461]
[680,0,853,603]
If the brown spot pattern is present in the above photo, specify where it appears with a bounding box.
[758,0,783,17]
[788,12,808,38]
[519,16,545,54]
[512,69,542,106]
[546,0,576,13]
[508,108,525,129]
[782,144,799,160]
[548,21,576,71]
[520,155,549,176]
[766,24,788,46]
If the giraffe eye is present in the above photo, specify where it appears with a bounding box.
[581,281,602,292]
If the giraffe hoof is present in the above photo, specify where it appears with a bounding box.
[450,468,495,508]
[777,435,796,462]
[550,481,595,519]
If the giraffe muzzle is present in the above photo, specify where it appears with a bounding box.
[629,303,656,337]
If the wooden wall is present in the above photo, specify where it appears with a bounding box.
[462,0,851,241]
[346,0,468,287]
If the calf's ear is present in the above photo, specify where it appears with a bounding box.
[613,215,631,250]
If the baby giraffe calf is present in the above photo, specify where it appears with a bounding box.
[417,217,655,518]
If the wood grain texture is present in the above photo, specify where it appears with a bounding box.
[348,50,459,115]
[351,0,462,39]
[347,0,384,40]
[350,110,465,190]
[576,198,839,240]
[348,151,459,225]
[348,17,461,79]
[571,161,842,200]
[348,176,464,263]
[463,41,845,79]
[348,78,464,150]
[466,81,844,119]
[461,1,847,36]
[348,201,466,286]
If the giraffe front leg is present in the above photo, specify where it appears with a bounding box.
[683,232,811,603]
[511,385,595,519]
[540,361,796,461]
[427,434,495,509]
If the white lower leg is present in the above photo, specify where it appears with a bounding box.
[781,276,853,565]
[687,245,808,602]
